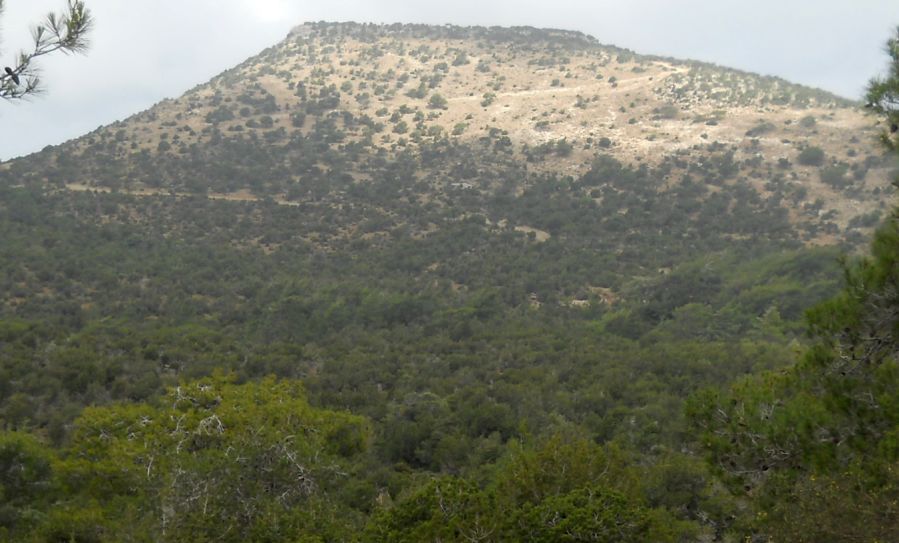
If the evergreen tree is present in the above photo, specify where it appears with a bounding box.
[867,26,899,151]
[0,0,92,100]
[689,26,899,541]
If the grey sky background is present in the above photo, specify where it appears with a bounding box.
[1,0,898,161]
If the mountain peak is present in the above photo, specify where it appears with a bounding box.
[3,22,890,246]
[287,21,602,48]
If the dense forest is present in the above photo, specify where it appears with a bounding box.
[2,21,899,542]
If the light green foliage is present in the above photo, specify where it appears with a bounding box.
[491,436,642,505]
[514,487,651,542]
[52,375,370,542]
[364,478,498,542]
[366,437,698,542]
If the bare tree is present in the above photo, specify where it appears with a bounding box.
[0,0,92,100]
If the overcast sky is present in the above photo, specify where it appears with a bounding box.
[1,0,898,161]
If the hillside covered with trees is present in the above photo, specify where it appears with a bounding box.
[1,22,899,541]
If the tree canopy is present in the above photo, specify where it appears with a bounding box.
[688,25,899,542]
[867,26,899,151]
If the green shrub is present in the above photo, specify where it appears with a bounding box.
[819,164,850,188]
[428,93,449,110]
[745,122,776,137]
[797,146,825,166]
[799,115,817,128]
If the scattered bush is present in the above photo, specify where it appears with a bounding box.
[797,146,825,166]
[428,93,449,110]
[799,115,817,128]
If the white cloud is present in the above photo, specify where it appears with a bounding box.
[240,0,294,23]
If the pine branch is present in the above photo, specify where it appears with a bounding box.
[0,0,93,100]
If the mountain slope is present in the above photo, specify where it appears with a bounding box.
[0,22,894,541]
[2,22,893,245]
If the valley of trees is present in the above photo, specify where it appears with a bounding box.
[1,21,899,542]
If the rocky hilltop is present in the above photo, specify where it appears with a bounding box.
[3,22,893,246]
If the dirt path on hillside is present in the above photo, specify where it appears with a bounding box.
[62,183,301,207]
[447,67,685,103]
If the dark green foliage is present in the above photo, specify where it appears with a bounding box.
[405,82,428,99]
[819,163,849,188]
[689,27,899,541]
[797,146,825,166]
[0,20,892,542]
[305,84,341,114]
[688,217,899,540]
[0,433,56,536]
[866,27,899,151]
[514,487,651,542]
[427,93,448,110]
[848,210,882,229]
[0,151,834,538]
[652,104,679,119]
[204,105,235,124]
[745,121,776,137]
[365,478,497,542]
[366,437,698,542]
[452,52,470,66]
